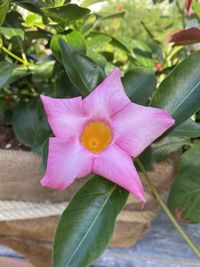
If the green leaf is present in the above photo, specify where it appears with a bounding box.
[0,0,9,27]
[50,30,86,61]
[151,52,200,127]
[22,13,44,27]
[12,98,39,147]
[0,62,15,90]
[42,4,90,24]
[59,39,105,96]
[86,32,112,49]
[168,144,200,223]
[122,67,156,104]
[1,27,25,40]
[152,136,190,162]
[169,119,200,138]
[49,0,70,7]
[11,0,45,15]
[53,175,128,267]
[32,61,55,80]
[32,117,52,153]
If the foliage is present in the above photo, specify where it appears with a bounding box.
[0,0,200,265]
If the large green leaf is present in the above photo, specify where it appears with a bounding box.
[12,98,39,147]
[53,176,128,267]
[59,39,105,96]
[42,4,90,24]
[168,144,200,223]
[152,136,190,162]
[169,119,200,138]
[0,0,9,27]
[151,52,200,127]
[122,67,156,104]
[0,62,15,90]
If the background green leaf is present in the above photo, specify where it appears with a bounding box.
[122,67,156,104]
[168,144,200,223]
[12,98,39,147]
[59,39,105,96]
[0,62,15,90]
[151,52,200,127]
[53,175,128,267]
[169,119,200,138]
[0,0,9,27]
[42,4,90,24]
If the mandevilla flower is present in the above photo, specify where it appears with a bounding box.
[40,68,175,202]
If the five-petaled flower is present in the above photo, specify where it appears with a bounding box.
[40,68,175,203]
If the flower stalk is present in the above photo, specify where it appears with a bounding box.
[136,158,200,259]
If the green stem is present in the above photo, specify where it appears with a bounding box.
[136,158,200,259]
[0,46,27,65]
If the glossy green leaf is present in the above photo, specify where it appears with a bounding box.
[12,98,39,147]
[169,119,200,138]
[153,136,190,162]
[53,176,128,267]
[151,52,200,127]
[0,0,9,27]
[50,31,86,61]
[23,13,44,27]
[0,62,15,90]
[42,4,90,24]
[168,144,200,223]
[59,39,105,96]
[122,67,156,104]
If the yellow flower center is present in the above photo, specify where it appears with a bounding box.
[80,120,112,154]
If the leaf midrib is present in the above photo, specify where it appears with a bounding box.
[171,79,200,116]
[63,184,117,267]
[61,41,90,94]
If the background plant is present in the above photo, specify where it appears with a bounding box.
[0,0,200,266]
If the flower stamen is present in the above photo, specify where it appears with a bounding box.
[81,120,112,154]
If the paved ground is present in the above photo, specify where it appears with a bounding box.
[0,209,200,267]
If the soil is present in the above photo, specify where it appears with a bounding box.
[0,125,30,151]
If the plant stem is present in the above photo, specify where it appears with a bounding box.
[1,46,27,65]
[136,158,200,259]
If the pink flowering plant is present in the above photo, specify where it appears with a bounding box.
[0,0,200,266]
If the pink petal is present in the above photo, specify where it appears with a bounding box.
[41,137,93,190]
[40,95,87,138]
[111,103,175,158]
[93,144,145,202]
[83,68,130,119]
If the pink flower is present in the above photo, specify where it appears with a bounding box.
[40,68,175,202]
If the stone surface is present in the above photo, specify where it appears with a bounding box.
[92,210,200,267]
